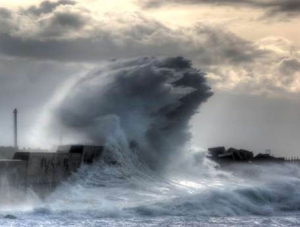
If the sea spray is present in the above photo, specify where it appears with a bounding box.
[25,56,300,220]
[42,56,212,171]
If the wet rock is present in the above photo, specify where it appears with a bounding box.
[208,147,226,159]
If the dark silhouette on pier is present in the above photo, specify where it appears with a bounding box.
[208,146,289,166]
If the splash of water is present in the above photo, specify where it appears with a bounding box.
[39,56,212,170]
[25,56,300,219]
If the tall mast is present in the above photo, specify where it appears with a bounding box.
[13,108,18,149]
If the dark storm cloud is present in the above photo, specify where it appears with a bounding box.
[0,33,108,62]
[189,25,266,65]
[141,0,254,8]
[0,26,265,63]
[278,58,300,75]
[0,0,296,96]
[25,0,76,16]
[0,0,267,64]
[49,11,86,28]
[0,5,266,64]
[275,58,300,88]
[266,0,300,17]
[140,0,300,18]
[37,10,90,38]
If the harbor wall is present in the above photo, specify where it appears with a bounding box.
[0,160,28,203]
[12,151,83,197]
[0,160,27,188]
[26,152,82,196]
[0,145,104,198]
[0,145,103,198]
[57,145,104,163]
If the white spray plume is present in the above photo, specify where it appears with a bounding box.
[33,56,212,170]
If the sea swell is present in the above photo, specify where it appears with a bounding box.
[45,56,212,171]
[18,56,300,221]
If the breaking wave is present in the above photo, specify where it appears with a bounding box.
[23,56,300,220]
[44,56,213,171]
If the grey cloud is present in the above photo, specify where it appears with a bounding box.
[37,10,90,38]
[140,0,300,18]
[275,57,300,88]
[0,8,12,18]
[266,0,300,17]
[50,11,86,28]
[0,27,263,64]
[190,25,265,65]
[25,0,76,16]
[0,0,267,64]
[0,9,266,64]
[278,58,300,75]
[141,0,254,8]
[0,33,109,62]
[0,0,296,97]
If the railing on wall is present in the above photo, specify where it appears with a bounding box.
[285,157,300,163]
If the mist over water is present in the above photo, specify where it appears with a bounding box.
[3,57,300,226]
[47,56,213,171]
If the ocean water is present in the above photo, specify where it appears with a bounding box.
[2,214,300,227]
[2,161,300,227]
[9,56,299,226]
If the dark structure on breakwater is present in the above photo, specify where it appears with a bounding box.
[0,145,104,198]
[208,146,286,166]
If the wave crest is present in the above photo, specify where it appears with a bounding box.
[48,56,212,170]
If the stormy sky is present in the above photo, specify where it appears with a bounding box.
[0,0,299,157]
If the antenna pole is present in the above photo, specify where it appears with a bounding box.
[13,108,18,149]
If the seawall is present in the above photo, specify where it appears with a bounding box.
[0,145,104,198]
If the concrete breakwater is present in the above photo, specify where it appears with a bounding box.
[208,146,286,166]
[0,145,103,198]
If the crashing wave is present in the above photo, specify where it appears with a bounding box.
[47,56,212,170]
